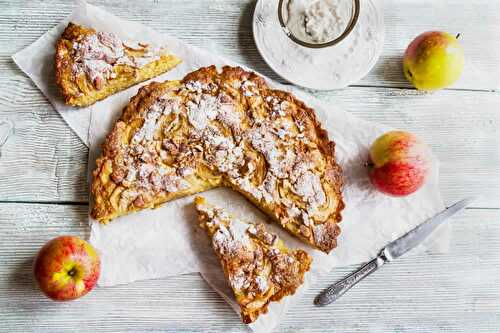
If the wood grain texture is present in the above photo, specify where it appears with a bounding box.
[2,0,499,90]
[1,0,499,204]
[0,73,88,202]
[0,203,499,332]
[314,87,500,208]
[1,0,500,332]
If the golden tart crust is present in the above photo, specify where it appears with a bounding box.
[91,65,344,253]
[194,196,312,324]
[55,22,181,107]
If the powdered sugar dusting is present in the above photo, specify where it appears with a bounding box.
[186,90,242,132]
[202,206,253,262]
[125,166,137,182]
[287,206,301,218]
[284,0,352,44]
[187,94,219,130]
[202,126,245,175]
[71,30,168,90]
[293,170,326,208]
[229,218,252,247]
[132,97,180,143]
[231,272,251,290]
[255,275,269,292]
[241,80,257,96]
[132,108,162,143]
[185,80,208,93]
[217,96,241,130]
[236,176,263,201]
[312,223,327,244]
[247,123,295,179]
[213,224,240,255]
[262,173,277,204]
[162,173,189,192]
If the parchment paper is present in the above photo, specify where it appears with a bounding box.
[13,2,449,332]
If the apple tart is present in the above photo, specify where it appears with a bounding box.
[55,22,181,106]
[91,66,344,253]
[194,196,311,324]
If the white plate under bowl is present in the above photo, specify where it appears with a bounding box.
[253,0,385,90]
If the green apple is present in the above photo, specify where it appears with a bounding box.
[403,31,464,91]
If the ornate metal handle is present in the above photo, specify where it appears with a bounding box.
[315,252,389,306]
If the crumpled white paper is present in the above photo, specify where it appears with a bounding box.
[13,1,449,332]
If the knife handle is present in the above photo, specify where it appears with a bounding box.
[314,251,389,306]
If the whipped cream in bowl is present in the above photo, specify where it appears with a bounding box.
[278,0,360,48]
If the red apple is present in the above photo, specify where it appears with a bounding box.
[33,236,100,301]
[368,131,431,196]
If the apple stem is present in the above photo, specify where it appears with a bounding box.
[68,267,77,277]
[456,33,461,39]
[364,161,375,168]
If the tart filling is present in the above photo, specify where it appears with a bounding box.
[194,196,312,324]
[55,22,181,106]
[91,66,344,253]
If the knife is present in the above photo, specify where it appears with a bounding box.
[314,197,475,306]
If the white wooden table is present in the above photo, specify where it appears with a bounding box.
[1,1,499,332]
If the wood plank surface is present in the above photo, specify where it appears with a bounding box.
[0,73,88,203]
[1,0,499,90]
[0,204,498,332]
[0,0,499,205]
[0,0,499,332]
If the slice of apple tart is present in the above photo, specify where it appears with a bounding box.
[55,22,181,106]
[91,66,344,253]
[194,196,312,324]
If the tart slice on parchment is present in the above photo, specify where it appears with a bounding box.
[55,22,181,107]
[194,196,312,324]
[91,66,344,253]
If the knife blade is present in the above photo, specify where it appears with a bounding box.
[384,197,475,260]
[314,197,476,306]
